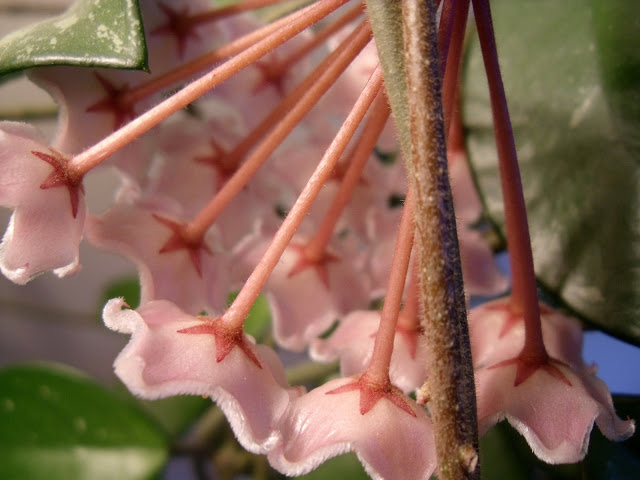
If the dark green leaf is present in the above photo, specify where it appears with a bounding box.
[0,363,168,480]
[0,0,148,77]
[463,0,640,344]
[479,423,529,480]
[480,422,579,480]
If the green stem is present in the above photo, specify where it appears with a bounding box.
[402,0,480,478]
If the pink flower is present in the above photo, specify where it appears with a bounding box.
[470,299,635,463]
[448,147,509,297]
[237,233,370,351]
[457,226,508,297]
[26,0,233,184]
[268,376,436,480]
[144,99,274,251]
[28,66,157,184]
[311,310,428,394]
[103,298,303,453]
[448,145,484,224]
[87,196,230,314]
[0,122,86,283]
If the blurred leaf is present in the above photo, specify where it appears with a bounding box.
[133,395,210,439]
[111,380,210,438]
[0,363,168,480]
[463,0,640,345]
[479,423,529,480]
[0,0,147,77]
[480,422,579,480]
[227,292,271,340]
[295,453,369,480]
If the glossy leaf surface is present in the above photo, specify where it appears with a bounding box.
[0,363,168,480]
[0,0,147,77]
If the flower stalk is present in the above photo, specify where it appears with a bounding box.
[69,0,348,175]
[471,0,544,353]
[223,67,383,328]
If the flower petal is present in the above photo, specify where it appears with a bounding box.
[103,298,301,453]
[268,377,436,480]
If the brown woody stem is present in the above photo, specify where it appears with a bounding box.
[402,0,479,479]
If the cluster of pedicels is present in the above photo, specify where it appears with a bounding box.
[0,0,634,478]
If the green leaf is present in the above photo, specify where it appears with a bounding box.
[463,0,640,344]
[0,363,168,480]
[0,0,148,77]
[242,293,271,340]
[227,292,272,340]
[479,423,529,480]
[295,453,369,480]
[131,395,210,438]
[110,379,210,438]
[480,422,580,480]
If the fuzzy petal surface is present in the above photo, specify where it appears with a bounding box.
[311,310,428,393]
[103,298,301,453]
[241,235,370,351]
[0,122,85,283]
[471,300,635,463]
[87,201,229,314]
[458,226,509,297]
[268,377,436,480]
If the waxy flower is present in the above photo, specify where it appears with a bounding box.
[311,309,428,394]
[103,298,303,453]
[237,232,370,351]
[87,196,231,315]
[268,376,437,480]
[0,122,86,284]
[27,0,233,184]
[470,299,635,463]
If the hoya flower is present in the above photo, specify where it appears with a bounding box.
[237,232,370,351]
[145,99,277,251]
[457,226,508,297]
[447,118,508,297]
[268,375,437,480]
[87,195,231,315]
[28,66,157,183]
[26,0,233,184]
[0,122,86,283]
[470,299,635,463]
[311,309,428,394]
[103,298,303,453]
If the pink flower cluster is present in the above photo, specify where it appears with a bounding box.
[0,0,633,477]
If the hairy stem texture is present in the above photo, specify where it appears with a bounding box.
[401,1,480,479]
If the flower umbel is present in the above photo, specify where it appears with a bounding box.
[0,1,636,480]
